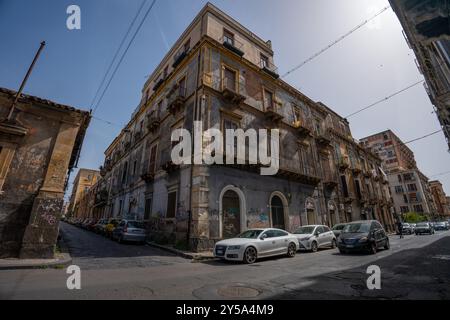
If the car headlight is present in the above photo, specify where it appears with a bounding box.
[228,245,241,250]
[358,237,368,243]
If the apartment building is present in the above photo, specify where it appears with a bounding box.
[96,3,395,251]
[361,130,437,219]
[389,0,450,151]
[67,168,101,218]
[429,180,450,218]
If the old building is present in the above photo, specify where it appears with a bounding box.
[429,180,450,218]
[67,168,101,218]
[389,0,450,151]
[360,130,437,219]
[97,3,395,251]
[0,87,90,258]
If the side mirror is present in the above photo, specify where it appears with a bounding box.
[315,231,320,236]
[260,234,267,240]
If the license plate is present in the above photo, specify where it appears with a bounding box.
[346,245,354,248]
[217,250,223,255]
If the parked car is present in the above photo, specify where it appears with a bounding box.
[94,219,108,234]
[112,220,146,244]
[214,228,299,264]
[410,223,416,233]
[338,220,390,254]
[105,219,120,238]
[434,222,448,231]
[81,219,93,229]
[415,222,434,235]
[444,221,449,230]
[293,225,337,252]
[86,219,98,231]
[331,223,347,239]
[401,223,413,235]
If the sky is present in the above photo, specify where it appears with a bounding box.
[0,0,449,197]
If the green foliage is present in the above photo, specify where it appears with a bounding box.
[403,212,428,223]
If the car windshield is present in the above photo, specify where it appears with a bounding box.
[343,223,370,233]
[294,226,315,234]
[127,221,145,229]
[332,224,345,230]
[436,222,445,225]
[237,230,263,239]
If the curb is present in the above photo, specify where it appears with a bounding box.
[145,241,216,261]
[0,231,73,271]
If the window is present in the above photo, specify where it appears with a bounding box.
[323,226,331,232]
[178,76,186,96]
[355,180,362,199]
[122,162,128,184]
[163,66,168,79]
[293,105,302,123]
[133,160,137,175]
[413,204,424,212]
[403,194,408,203]
[400,206,409,213]
[264,89,274,110]
[260,53,269,68]
[397,174,402,183]
[340,175,349,198]
[166,191,177,218]
[407,183,417,191]
[223,67,237,91]
[223,29,234,46]
[148,144,157,175]
[144,197,152,220]
[184,39,190,53]
[394,185,404,193]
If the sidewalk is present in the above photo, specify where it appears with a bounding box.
[0,237,72,270]
[145,241,215,262]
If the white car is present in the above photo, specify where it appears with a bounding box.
[214,228,299,264]
[293,225,337,252]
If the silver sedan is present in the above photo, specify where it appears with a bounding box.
[214,228,299,264]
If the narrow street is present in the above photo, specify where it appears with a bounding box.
[1,222,449,300]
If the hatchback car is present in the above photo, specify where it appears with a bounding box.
[214,228,299,264]
[415,222,434,235]
[338,220,390,254]
[293,225,337,252]
[434,222,448,231]
[401,223,413,235]
[112,220,146,244]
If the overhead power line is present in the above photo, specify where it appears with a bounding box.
[92,0,157,114]
[282,5,391,78]
[89,0,148,111]
[346,79,424,118]
[429,170,450,179]
[92,116,124,127]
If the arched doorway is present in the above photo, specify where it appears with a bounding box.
[219,186,246,239]
[271,196,285,229]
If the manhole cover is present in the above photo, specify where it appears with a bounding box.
[217,285,261,298]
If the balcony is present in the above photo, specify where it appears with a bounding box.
[153,78,164,92]
[264,104,283,124]
[172,50,187,69]
[322,171,338,188]
[162,161,180,174]
[292,120,312,138]
[220,36,244,57]
[221,77,246,105]
[141,172,155,183]
[260,60,279,79]
[167,84,187,115]
[338,156,350,171]
[351,164,362,175]
[99,166,107,177]
[276,165,321,186]
[146,113,160,132]
[315,131,332,148]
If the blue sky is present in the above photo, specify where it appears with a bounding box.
[0,0,449,196]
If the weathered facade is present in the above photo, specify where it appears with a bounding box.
[96,3,395,251]
[429,180,450,218]
[67,168,100,218]
[389,0,450,151]
[0,87,90,258]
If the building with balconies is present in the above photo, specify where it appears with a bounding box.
[429,180,450,219]
[96,3,395,251]
[67,168,101,219]
[389,0,450,152]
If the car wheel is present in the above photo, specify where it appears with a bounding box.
[369,242,377,255]
[311,241,318,252]
[243,247,257,264]
[331,239,337,249]
[287,243,296,258]
[384,239,390,250]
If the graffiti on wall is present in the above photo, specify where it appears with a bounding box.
[247,208,269,229]
[35,198,63,226]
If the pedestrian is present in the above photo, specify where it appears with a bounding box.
[397,220,403,239]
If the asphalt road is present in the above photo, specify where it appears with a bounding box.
[1,222,449,300]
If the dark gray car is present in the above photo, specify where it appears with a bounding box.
[338,220,390,254]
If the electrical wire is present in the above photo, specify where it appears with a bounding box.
[282,5,391,78]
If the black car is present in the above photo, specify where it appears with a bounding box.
[338,220,390,254]
[434,222,448,231]
[415,222,434,235]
